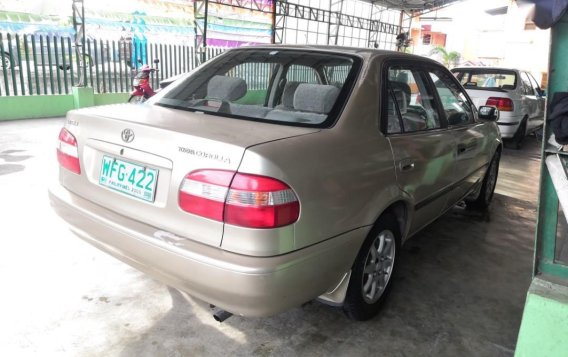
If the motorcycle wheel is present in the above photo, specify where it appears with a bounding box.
[128,95,146,104]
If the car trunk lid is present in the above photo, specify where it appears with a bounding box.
[60,104,320,248]
[464,88,504,109]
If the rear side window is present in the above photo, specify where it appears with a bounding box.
[453,69,517,90]
[153,49,360,128]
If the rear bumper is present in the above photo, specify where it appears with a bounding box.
[496,114,524,139]
[48,182,366,317]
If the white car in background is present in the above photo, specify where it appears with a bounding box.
[451,67,546,148]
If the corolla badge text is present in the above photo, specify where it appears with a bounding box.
[178,146,231,164]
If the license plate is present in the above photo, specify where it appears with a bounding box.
[99,156,158,202]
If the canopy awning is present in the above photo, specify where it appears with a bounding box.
[358,0,464,12]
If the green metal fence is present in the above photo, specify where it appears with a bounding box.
[1,32,352,98]
[0,32,224,97]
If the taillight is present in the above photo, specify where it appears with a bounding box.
[486,97,514,111]
[57,128,81,174]
[179,169,300,228]
[179,170,233,221]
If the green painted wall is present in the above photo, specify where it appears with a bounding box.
[73,87,95,109]
[516,278,568,356]
[0,95,74,120]
[95,93,130,106]
[0,90,129,121]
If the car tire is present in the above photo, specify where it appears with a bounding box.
[465,150,500,210]
[513,117,527,150]
[2,53,11,69]
[343,213,400,321]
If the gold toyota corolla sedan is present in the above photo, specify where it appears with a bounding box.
[49,46,502,321]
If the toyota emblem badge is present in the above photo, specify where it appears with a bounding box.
[121,129,135,143]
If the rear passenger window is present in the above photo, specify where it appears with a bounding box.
[387,67,441,133]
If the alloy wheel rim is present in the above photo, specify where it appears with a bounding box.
[361,229,396,304]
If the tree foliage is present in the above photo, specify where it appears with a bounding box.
[430,46,461,68]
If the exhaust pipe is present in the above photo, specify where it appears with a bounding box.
[212,308,233,322]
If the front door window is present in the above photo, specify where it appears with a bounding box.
[429,71,474,126]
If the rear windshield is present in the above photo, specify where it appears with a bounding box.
[452,69,517,91]
[152,49,360,127]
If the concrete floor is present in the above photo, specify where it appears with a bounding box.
[0,118,540,356]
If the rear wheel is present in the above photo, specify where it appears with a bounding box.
[128,95,146,104]
[465,150,500,210]
[2,53,11,69]
[343,213,400,321]
[512,118,527,150]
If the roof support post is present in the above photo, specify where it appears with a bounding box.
[533,5,568,281]
[194,0,209,64]
[72,0,86,87]
[327,0,344,45]
[367,2,383,48]
[516,12,568,354]
[273,0,287,44]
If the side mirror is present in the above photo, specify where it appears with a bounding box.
[478,105,499,121]
[153,58,160,64]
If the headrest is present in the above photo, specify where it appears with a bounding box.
[389,81,411,102]
[281,81,301,108]
[293,84,340,114]
[207,75,247,101]
[389,81,410,114]
[396,72,409,83]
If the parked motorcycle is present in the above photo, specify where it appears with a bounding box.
[128,59,159,103]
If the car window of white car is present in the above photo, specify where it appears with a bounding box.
[520,72,536,96]
[386,67,441,133]
[429,71,474,126]
[526,72,543,95]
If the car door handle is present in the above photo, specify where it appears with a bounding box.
[398,158,415,171]
[457,142,476,154]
